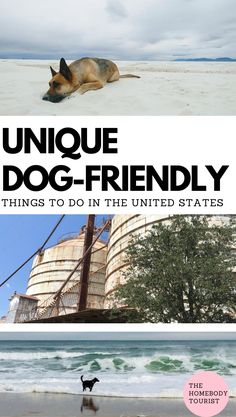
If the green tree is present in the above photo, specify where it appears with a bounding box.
[114,216,236,323]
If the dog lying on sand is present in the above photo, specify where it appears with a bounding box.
[43,57,140,102]
[81,375,100,392]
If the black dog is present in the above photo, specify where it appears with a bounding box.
[81,375,100,392]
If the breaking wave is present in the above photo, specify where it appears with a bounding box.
[0,340,235,398]
[0,351,84,361]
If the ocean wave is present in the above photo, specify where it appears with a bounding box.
[79,355,236,375]
[0,351,84,361]
[0,381,235,399]
[1,351,236,376]
[193,357,236,375]
[0,379,189,398]
[1,341,236,399]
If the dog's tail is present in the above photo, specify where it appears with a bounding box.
[81,375,84,382]
[120,74,140,79]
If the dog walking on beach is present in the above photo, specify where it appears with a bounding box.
[43,57,140,102]
[81,375,100,392]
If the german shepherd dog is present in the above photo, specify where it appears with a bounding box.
[43,57,140,103]
[81,375,100,392]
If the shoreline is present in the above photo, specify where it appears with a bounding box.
[2,391,236,400]
[0,393,235,417]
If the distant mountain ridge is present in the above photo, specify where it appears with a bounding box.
[174,57,236,62]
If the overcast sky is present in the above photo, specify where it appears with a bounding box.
[1,331,236,341]
[0,0,235,60]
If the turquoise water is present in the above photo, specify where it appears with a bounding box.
[0,340,235,397]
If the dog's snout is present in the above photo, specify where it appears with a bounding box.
[42,93,65,103]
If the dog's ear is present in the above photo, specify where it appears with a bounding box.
[59,58,72,81]
[50,66,57,77]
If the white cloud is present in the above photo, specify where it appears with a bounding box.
[0,0,235,59]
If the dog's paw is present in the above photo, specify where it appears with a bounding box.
[78,88,86,95]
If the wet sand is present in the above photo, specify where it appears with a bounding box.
[0,393,235,417]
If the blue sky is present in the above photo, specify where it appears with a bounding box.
[0,0,236,60]
[0,215,109,317]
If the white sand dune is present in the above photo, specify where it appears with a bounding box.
[0,59,236,115]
